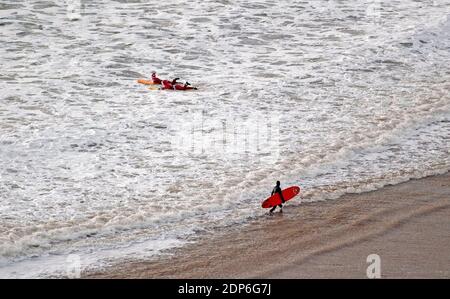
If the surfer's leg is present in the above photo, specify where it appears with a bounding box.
[269,206,276,214]
[279,204,283,213]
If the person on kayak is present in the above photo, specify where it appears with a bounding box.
[151,72,162,84]
[269,181,285,214]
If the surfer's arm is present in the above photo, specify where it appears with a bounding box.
[278,190,285,203]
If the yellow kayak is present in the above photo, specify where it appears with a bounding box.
[137,79,159,85]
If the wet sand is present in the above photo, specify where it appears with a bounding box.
[86,172,450,278]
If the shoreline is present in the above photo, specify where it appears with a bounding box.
[86,172,450,278]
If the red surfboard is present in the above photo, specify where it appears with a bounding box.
[261,186,301,208]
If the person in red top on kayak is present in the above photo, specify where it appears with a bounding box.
[151,72,162,84]
[269,181,285,215]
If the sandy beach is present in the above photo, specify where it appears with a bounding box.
[86,172,450,279]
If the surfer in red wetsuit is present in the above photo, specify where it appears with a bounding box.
[174,81,198,90]
[162,78,198,90]
[269,181,285,214]
[151,72,162,84]
[162,78,179,90]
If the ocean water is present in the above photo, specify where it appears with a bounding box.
[0,0,449,277]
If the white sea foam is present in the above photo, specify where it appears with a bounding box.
[0,0,449,277]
